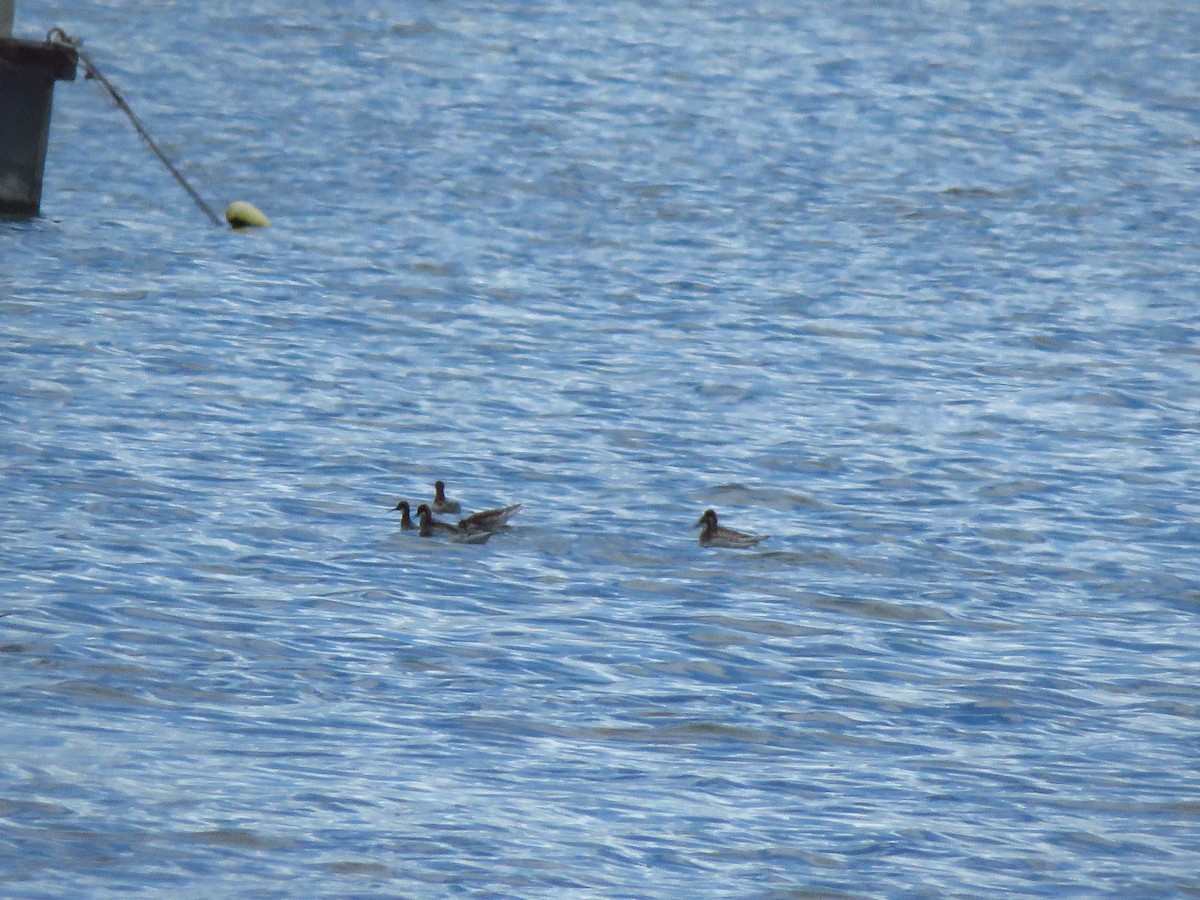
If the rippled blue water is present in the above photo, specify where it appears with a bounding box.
[4,0,1200,895]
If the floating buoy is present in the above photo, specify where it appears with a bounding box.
[225,201,270,229]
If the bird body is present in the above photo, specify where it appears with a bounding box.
[457,503,522,535]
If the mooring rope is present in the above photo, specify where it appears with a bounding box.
[47,27,225,228]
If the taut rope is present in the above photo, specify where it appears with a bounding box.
[47,27,225,228]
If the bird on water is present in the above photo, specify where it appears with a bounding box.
[415,503,499,544]
[416,503,460,537]
[695,508,769,549]
[432,481,461,514]
[391,500,416,530]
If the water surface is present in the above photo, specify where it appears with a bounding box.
[3,0,1200,895]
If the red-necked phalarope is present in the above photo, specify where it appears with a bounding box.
[695,508,769,549]
[416,503,460,537]
[392,500,416,530]
[432,481,462,514]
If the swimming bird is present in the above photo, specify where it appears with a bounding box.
[416,503,459,537]
[695,508,769,549]
[456,503,522,535]
[432,481,461,514]
[391,500,416,531]
[416,503,495,544]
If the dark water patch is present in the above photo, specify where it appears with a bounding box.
[324,859,395,879]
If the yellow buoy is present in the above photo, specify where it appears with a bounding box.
[225,201,270,229]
